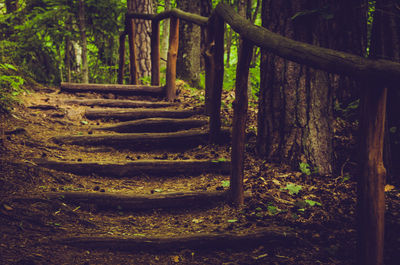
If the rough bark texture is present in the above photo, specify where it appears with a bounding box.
[176,0,201,87]
[128,0,153,80]
[256,0,366,175]
[78,0,89,83]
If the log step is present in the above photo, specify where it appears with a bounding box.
[85,108,202,121]
[63,99,175,108]
[52,129,230,150]
[61,82,164,96]
[95,118,208,133]
[45,190,234,211]
[54,227,299,252]
[36,159,231,177]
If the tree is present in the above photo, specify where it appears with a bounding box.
[78,0,88,83]
[176,0,201,87]
[127,0,153,80]
[256,0,366,176]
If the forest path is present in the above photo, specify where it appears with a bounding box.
[0,83,302,263]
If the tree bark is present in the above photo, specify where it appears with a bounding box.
[128,17,139,85]
[166,17,179,101]
[357,1,398,264]
[207,15,225,143]
[128,0,153,80]
[257,0,333,175]
[230,38,253,206]
[61,82,164,95]
[63,99,174,108]
[176,0,201,87]
[160,0,170,69]
[78,0,89,83]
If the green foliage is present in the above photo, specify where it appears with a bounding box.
[282,183,302,195]
[221,180,230,187]
[299,162,311,176]
[0,63,26,113]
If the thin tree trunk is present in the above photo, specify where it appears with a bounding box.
[78,0,89,83]
[176,0,201,87]
[160,0,170,70]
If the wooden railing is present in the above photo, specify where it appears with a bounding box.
[119,4,400,264]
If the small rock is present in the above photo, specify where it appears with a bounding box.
[77,158,82,162]
[93,186,100,191]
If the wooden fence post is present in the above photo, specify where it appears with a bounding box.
[151,20,160,86]
[230,38,253,206]
[208,15,224,143]
[118,32,126,84]
[166,17,179,101]
[357,81,387,265]
[128,18,138,85]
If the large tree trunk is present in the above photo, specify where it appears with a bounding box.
[128,0,153,80]
[257,0,334,175]
[176,0,201,88]
[78,0,89,83]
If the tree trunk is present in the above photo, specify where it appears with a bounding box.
[176,0,201,88]
[257,0,335,175]
[128,0,153,80]
[357,1,398,264]
[78,0,89,83]
[160,0,170,70]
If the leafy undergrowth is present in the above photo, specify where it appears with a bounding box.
[0,83,399,265]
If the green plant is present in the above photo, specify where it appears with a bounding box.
[0,63,26,113]
[282,183,302,195]
[299,162,311,175]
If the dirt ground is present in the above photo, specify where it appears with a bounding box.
[0,83,399,264]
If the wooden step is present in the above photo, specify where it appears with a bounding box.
[64,99,175,108]
[54,227,299,252]
[36,159,231,177]
[61,82,164,96]
[85,108,202,121]
[95,117,208,133]
[44,190,234,210]
[52,128,230,150]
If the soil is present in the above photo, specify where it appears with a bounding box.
[0,82,399,265]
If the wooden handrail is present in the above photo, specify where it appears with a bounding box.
[126,8,208,25]
[214,2,400,85]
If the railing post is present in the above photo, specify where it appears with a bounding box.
[128,17,138,85]
[230,38,253,206]
[151,20,160,86]
[118,32,126,84]
[208,15,224,143]
[166,17,179,101]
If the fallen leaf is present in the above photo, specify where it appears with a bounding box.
[385,184,395,192]
[192,218,203,224]
[3,204,13,211]
[172,255,180,263]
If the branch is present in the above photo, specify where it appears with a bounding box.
[215,3,400,85]
[127,8,208,26]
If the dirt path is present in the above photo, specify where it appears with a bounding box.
[0,84,399,264]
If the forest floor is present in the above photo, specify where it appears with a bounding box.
[0,83,399,265]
